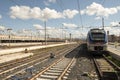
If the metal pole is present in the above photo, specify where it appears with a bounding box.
[7,28,12,48]
[61,24,63,40]
[107,31,109,42]
[65,30,67,42]
[70,33,71,42]
[102,17,104,30]
[36,29,41,41]
[31,32,32,40]
[44,21,47,45]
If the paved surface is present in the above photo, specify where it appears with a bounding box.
[108,45,120,61]
[108,45,120,50]
[0,42,76,56]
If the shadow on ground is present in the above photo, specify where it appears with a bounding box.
[65,43,91,59]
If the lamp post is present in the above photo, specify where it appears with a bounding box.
[64,30,67,42]
[69,33,72,42]
[7,28,12,48]
[44,21,47,45]
[36,29,40,41]
[31,32,32,40]
[61,24,63,40]
[107,31,109,42]
[61,24,68,42]
[102,17,104,30]
[25,29,32,41]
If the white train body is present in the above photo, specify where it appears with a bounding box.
[87,28,108,52]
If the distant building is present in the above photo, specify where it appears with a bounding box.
[108,34,120,42]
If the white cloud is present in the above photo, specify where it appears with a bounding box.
[44,1,50,6]
[41,7,64,21]
[10,6,78,21]
[95,16,101,20]
[17,29,33,36]
[10,6,31,19]
[44,0,56,6]
[33,24,44,29]
[11,31,17,36]
[48,0,56,3]
[0,15,2,19]
[30,7,42,19]
[80,10,85,15]
[10,6,64,21]
[110,21,120,27]
[63,9,78,18]
[33,24,63,38]
[81,2,118,17]
[21,29,31,34]
[63,23,77,28]
[19,25,87,39]
[0,25,6,31]
[104,26,120,36]
[117,6,120,10]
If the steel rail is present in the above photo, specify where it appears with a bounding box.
[29,46,78,80]
[0,48,56,73]
[3,45,78,79]
[57,57,75,80]
[29,58,64,80]
[0,45,70,72]
[0,47,54,68]
[92,54,120,80]
[93,57,103,80]
[103,54,120,71]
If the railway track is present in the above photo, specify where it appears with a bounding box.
[0,47,60,73]
[92,54,120,80]
[29,45,80,80]
[0,45,67,66]
[0,45,63,68]
[30,57,76,80]
[0,44,78,79]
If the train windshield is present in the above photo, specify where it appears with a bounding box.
[91,33,105,40]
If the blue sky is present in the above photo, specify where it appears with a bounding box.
[0,0,120,38]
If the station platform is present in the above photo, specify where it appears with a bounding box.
[0,42,76,63]
[0,42,76,56]
[108,45,120,61]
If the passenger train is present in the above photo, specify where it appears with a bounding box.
[87,28,108,53]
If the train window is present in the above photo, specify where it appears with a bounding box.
[92,33,105,40]
[91,29,104,33]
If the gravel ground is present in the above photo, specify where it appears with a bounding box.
[4,43,99,80]
[5,44,78,80]
[67,44,98,80]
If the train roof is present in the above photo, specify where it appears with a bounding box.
[89,28,105,33]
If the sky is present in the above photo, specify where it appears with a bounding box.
[0,0,120,39]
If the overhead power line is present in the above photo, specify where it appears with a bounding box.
[56,0,64,11]
[77,0,83,29]
[10,0,20,6]
[101,0,105,6]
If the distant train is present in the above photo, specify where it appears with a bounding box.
[87,28,108,53]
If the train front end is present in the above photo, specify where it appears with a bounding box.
[87,29,108,53]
